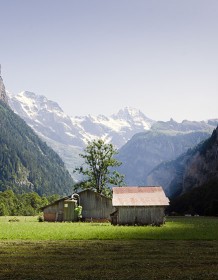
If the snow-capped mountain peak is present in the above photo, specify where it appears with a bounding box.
[113,106,143,118]
[112,106,155,130]
[8,92,155,150]
[10,91,64,117]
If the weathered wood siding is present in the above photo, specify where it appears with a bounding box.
[43,190,114,222]
[43,200,64,222]
[116,206,166,225]
[79,190,115,220]
[63,200,77,221]
[43,200,77,222]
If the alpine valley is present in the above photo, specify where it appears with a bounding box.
[8,91,218,197]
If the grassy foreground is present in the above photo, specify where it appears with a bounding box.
[0,240,217,280]
[0,217,218,279]
[0,216,218,240]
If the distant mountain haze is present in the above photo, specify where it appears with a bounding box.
[117,130,212,188]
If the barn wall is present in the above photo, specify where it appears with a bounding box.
[79,190,115,220]
[43,200,77,222]
[43,200,64,222]
[117,206,166,225]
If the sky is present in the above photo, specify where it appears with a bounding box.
[0,0,218,122]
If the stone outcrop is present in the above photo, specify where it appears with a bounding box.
[0,69,8,104]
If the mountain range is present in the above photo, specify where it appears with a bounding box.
[117,129,212,187]
[8,91,155,177]
[8,91,154,149]
[8,91,218,187]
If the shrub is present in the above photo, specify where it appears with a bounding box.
[38,215,44,222]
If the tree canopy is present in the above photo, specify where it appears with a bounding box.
[0,190,60,216]
[74,139,124,196]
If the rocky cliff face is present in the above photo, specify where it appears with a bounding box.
[0,74,8,104]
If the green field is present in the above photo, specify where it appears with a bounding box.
[0,216,218,240]
[0,216,218,279]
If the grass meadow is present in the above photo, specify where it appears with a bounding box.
[0,216,218,279]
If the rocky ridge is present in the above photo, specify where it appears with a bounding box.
[0,71,8,104]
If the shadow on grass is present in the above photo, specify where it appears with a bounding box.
[0,240,218,280]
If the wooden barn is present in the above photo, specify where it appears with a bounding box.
[79,189,115,221]
[41,190,114,222]
[111,186,169,225]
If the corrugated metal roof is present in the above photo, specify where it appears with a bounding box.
[112,186,169,206]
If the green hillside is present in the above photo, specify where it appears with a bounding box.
[0,101,74,195]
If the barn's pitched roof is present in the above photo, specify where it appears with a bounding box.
[40,196,70,210]
[112,186,169,206]
[41,189,111,211]
[77,189,112,200]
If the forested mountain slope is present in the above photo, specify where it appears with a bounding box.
[0,101,74,195]
[147,127,218,215]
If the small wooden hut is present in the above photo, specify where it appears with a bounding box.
[41,195,78,222]
[111,186,169,225]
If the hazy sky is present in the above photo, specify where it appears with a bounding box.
[1,0,218,121]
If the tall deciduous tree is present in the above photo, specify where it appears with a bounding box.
[74,139,124,196]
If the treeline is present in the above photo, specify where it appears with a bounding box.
[0,190,60,216]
